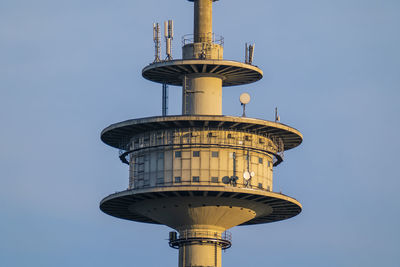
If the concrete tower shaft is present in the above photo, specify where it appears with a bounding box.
[184,0,221,60]
[194,0,213,42]
[182,0,223,116]
[182,74,222,115]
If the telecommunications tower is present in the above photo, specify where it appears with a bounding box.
[100,1,303,266]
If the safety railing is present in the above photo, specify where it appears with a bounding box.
[182,33,224,46]
[127,180,276,195]
[169,230,232,249]
[128,129,281,156]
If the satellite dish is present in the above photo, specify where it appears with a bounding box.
[250,171,255,178]
[243,171,251,180]
[222,176,231,184]
[239,93,251,105]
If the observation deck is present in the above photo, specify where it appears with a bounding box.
[101,115,302,150]
[100,115,303,227]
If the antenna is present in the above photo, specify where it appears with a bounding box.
[166,39,172,60]
[164,20,173,60]
[245,43,249,64]
[168,20,174,39]
[245,43,255,64]
[164,21,168,39]
[248,43,255,65]
[153,23,161,62]
[239,93,251,117]
[222,176,231,184]
[275,107,280,122]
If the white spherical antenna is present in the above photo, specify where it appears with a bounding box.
[239,93,251,105]
[243,171,251,180]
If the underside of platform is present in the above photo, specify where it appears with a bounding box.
[100,186,301,226]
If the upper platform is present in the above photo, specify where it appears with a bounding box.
[101,115,302,151]
[142,59,263,86]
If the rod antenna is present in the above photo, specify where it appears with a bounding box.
[275,107,281,122]
[248,43,255,65]
[245,43,255,64]
[245,43,249,63]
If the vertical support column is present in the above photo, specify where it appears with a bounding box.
[162,83,168,116]
[178,229,222,267]
[182,75,222,115]
[194,0,213,43]
[183,0,223,116]
[179,244,221,267]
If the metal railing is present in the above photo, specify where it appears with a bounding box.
[126,128,281,157]
[127,181,275,195]
[182,33,224,46]
[169,230,232,249]
[179,230,231,240]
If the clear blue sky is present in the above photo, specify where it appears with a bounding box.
[1,0,399,266]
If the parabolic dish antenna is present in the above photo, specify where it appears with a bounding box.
[239,93,251,105]
[243,171,251,180]
[250,171,255,178]
[222,176,231,184]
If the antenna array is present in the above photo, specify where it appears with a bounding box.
[153,23,161,62]
[164,20,174,60]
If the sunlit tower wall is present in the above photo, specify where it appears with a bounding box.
[100,0,303,266]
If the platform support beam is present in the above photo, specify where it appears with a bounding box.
[177,228,223,267]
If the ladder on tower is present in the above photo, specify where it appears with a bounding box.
[183,75,190,114]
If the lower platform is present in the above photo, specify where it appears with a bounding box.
[100,185,301,227]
